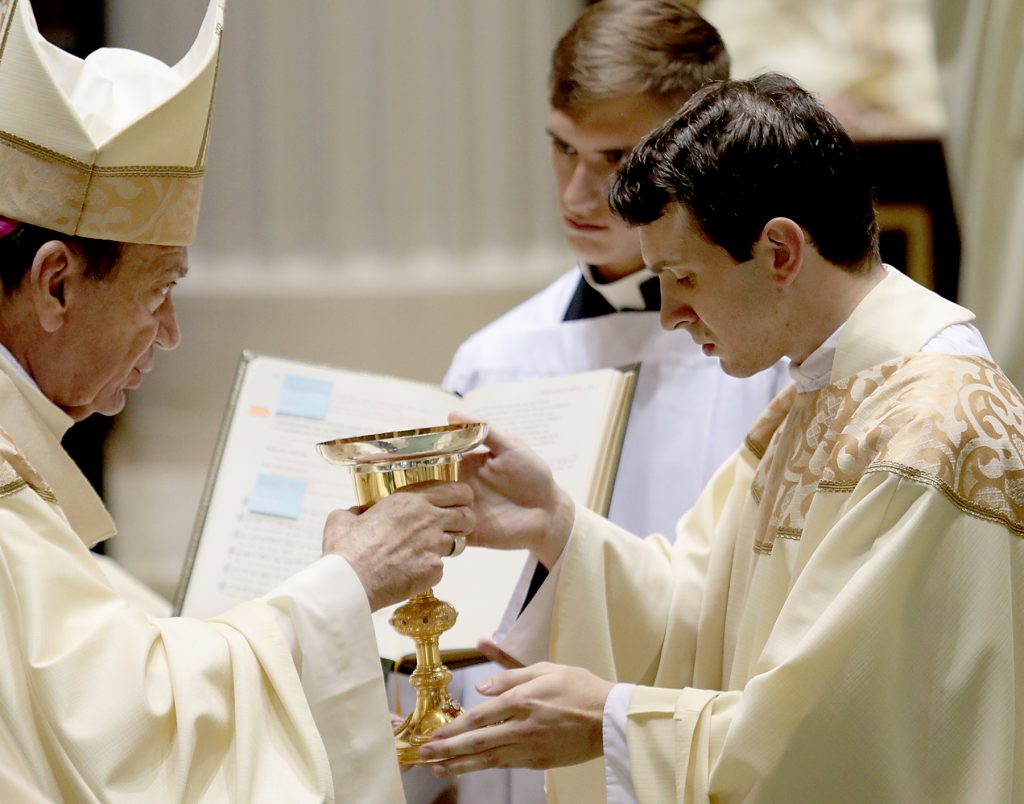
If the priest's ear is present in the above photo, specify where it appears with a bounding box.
[27,240,80,333]
[755,217,805,288]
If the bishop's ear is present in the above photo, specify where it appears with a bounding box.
[27,240,78,333]
[756,217,805,287]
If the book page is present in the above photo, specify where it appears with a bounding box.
[461,369,627,508]
[178,357,454,626]
[177,353,628,661]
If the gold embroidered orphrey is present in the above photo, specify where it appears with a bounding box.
[0,423,56,503]
[745,353,1024,554]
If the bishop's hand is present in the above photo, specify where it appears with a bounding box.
[322,480,475,611]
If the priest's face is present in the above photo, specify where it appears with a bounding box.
[547,93,681,282]
[642,206,787,378]
[36,244,185,420]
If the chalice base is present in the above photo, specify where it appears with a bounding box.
[393,683,462,765]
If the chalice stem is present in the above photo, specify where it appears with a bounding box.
[391,590,462,764]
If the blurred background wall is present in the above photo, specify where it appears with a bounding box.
[102,0,582,593]
[39,0,1013,597]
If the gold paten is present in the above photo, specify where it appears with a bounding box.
[317,422,487,765]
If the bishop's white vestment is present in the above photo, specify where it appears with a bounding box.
[0,358,404,802]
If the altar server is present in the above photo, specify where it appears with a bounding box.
[444,0,790,542]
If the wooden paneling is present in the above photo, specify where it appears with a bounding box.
[857,137,960,302]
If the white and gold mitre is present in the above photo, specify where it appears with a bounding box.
[0,0,224,245]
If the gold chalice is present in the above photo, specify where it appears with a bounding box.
[317,422,487,764]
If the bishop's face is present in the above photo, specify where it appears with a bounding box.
[642,206,788,378]
[546,93,681,282]
[32,244,186,420]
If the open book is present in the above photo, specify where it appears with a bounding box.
[173,351,637,666]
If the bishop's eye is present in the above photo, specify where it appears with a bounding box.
[149,282,175,310]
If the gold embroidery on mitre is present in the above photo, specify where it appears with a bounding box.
[748,354,1024,554]
[0,0,15,56]
[0,132,204,246]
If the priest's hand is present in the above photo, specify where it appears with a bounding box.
[322,481,474,611]
[449,412,575,569]
[417,639,612,773]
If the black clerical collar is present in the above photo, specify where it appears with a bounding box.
[563,263,661,321]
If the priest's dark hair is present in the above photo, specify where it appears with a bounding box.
[0,223,123,296]
[609,72,880,271]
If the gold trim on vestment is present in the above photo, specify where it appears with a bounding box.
[864,461,1024,538]
[745,354,1024,555]
[816,479,857,493]
[744,434,766,461]
[0,471,56,503]
[746,385,797,461]
[0,477,26,497]
[0,421,60,504]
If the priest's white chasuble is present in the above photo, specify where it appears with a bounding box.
[518,271,1024,802]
